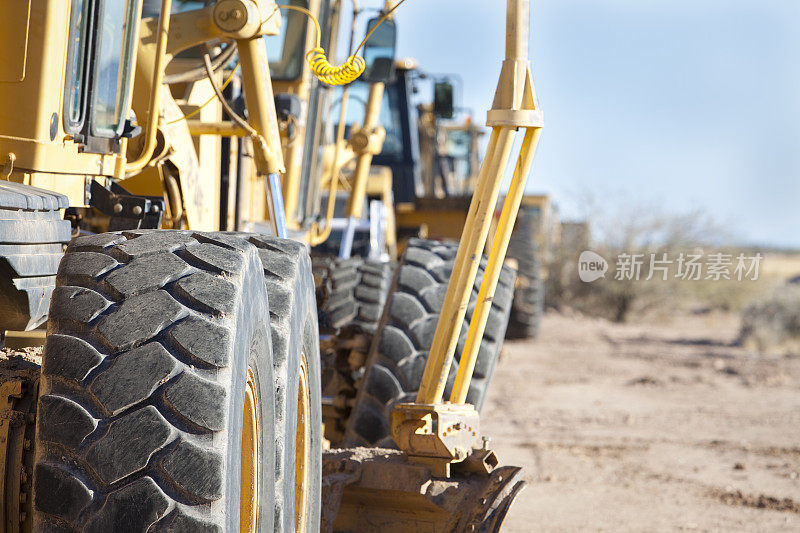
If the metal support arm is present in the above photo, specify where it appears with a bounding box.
[391,0,543,475]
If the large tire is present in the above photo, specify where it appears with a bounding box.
[250,236,322,532]
[312,256,394,446]
[31,231,286,532]
[505,208,544,339]
[342,239,515,447]
[0,182,71,331]
[506,279,544,339]
[313,256,394,335]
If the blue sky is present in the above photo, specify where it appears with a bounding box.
[343,0,800,248]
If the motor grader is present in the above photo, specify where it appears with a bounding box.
[0,0,543,530]
[320,61,556,340]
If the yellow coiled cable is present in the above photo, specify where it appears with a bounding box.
[280,0,409,86]
[306,48,365,86]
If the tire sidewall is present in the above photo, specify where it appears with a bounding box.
[225,253,277,532]
[277,269,322,532]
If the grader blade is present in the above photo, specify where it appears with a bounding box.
[321,448,525,533]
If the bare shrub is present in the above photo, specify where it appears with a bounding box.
[739,284,800,356]
[551,193,754,322]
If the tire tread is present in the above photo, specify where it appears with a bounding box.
[342,239,515,447]
[34,231,261,532]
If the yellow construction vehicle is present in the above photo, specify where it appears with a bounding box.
[324,59,557,339]
[0,0,542,530]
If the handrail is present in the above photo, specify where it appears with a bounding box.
[125,0,172,173]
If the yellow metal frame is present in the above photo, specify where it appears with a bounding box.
[393,0,543,471]
[175,0,395,243]
[127,0,172,173]
[451,126,541,403]
[172,0,347,234]
[344,82,385,220]
[124,0,286,234]
[417,0,542,405]
[310,80,386,245]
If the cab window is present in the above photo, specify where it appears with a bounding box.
[265,0,308,81]
[91,0,141,137]
[444,129,474,180]
[64,0,93,132]
[144,0,308,81]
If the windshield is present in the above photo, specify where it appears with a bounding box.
[92,0,141,137]
[265,0,308,81]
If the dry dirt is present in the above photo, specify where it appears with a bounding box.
[483,310,800,532]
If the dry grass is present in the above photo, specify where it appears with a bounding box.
[761,253,800,279]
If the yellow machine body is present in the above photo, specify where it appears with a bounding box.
[0,0,132,205]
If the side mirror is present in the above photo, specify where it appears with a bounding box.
[433,81,454,119]
[362,17,397,83]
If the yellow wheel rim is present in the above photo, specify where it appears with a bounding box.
[240,368,259,533]
[295,354,311,533]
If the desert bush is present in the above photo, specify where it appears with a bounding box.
[739,283,800,356]
[548,193,774,322]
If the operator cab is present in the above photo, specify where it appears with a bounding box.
[337,61,478,206]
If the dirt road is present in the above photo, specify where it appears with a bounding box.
[483,311,800,532]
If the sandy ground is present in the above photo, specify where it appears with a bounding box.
[483,310,800,532]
